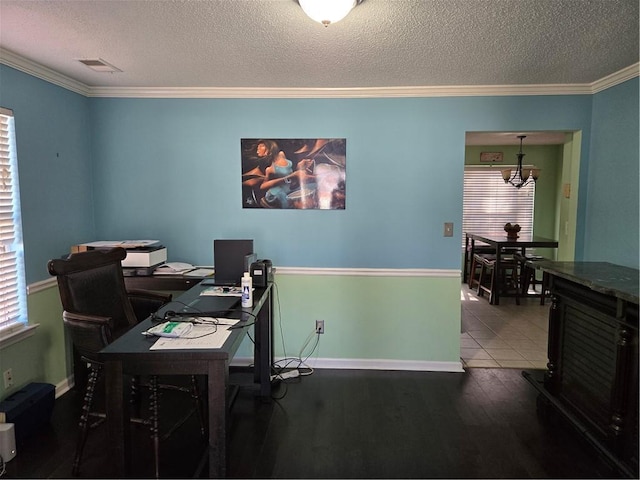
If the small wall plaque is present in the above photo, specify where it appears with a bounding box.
[480,152,502,163]
[480,151,503,162]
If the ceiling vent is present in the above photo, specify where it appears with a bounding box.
[78,58,122,73]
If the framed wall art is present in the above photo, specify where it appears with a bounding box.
[480,151,503,163]
[241,138,346,210]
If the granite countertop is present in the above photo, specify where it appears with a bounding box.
[539,261,639,304]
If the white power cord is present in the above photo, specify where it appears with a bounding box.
[270,370,300,382]
[271,326,321,382]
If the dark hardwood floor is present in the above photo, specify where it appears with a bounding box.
[3,368,625,479]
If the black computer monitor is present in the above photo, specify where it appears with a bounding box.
[213,239,254,286]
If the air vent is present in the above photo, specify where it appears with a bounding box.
[78,58,122,73]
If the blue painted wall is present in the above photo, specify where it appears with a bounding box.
[585,79,639,268]
[89,95,595,271]
[0,66,94,282]
[1,64,637,279]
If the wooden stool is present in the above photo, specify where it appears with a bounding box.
[465,245,494,284]
[469,253,495,290]
[516,254,548,305]
[500,257,521,305]
[477,255,520,305]
[476,255,496,301]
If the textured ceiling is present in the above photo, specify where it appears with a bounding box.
[0,0,638,90]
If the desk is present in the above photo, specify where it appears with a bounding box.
[100,282,273,478]
[69,275,205,390]
[465,232,558,305]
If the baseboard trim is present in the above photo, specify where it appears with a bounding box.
[55,376,74,399]
[231,356,464,373]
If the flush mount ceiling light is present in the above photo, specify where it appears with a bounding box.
[298,0,360,26]
[501,135,540,189]
[78,58,122,73]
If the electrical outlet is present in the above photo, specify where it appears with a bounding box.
[3,369,13,388]
[315,320,325,334]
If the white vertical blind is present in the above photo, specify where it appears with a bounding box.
[462,167,535,248]
[0,107,27,332]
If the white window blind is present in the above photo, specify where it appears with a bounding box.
[0,107,27,334]
[462,167,535,248]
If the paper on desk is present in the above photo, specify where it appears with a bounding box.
[154,262,195,275]
[149,319,239,350]
[80,240,161,248]
[184,268,215,277]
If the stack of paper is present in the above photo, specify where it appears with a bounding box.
[149,319,240,350]
[184,268,215,277]
[154,263,194,275]
[71,240,161,252]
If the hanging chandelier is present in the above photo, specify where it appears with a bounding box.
[501,135,540,189]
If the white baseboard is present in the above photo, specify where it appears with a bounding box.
[231,356,464,373]
[55,376,74,398]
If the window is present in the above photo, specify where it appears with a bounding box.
[0,107,27,334]
[462,167,535,248]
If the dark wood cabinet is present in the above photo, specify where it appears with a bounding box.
[541,262,638,477]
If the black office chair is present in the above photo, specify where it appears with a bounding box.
[48,247,205,478]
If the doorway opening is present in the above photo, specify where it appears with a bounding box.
[460,130,581,368]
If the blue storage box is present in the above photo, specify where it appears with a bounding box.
[0,382,55,445]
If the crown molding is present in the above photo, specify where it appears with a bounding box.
[0,48,90,96]
[87,83,595,98]
[591,62,640,93]
[1,48,637,99]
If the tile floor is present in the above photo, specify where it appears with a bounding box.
[460,284,550,369]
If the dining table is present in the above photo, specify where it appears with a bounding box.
[464,231,559,305]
